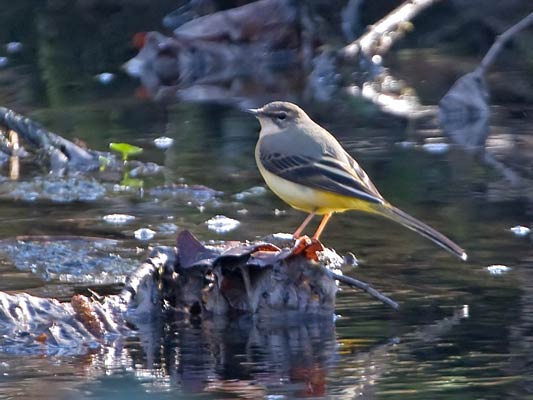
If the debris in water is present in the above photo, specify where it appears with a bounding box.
[274,208,286,216]
[205,215,240,233]
[510,225,530,237]
[134,228,156,241]
[153,136,174,149]
[237,208,248,215]
[486,264,511,276]
[103,214,136,224]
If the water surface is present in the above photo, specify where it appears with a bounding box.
[0,2,532,399]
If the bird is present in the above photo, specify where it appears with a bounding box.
[248,101,467,261]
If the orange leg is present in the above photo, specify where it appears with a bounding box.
[292,212,316,239]
[312,212,333,240]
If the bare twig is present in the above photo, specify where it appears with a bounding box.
[324,268,400,310]
[476,12,533,75]
[341,0,441,59]
[8,130,19,180]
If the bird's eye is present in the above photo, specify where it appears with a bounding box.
[277,112,287,120]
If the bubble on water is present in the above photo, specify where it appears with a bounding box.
[0,57,9,68]
[510,225,530,237]
[274,209,286,216]
[236,208,248,215]
[134,228,156,241]
[205,215,240,233]
[486,264,511,276]
[102,214,136,224]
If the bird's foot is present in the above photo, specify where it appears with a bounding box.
[291,236,324,261]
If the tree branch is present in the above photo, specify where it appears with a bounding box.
[476,12,533,75]
[341,0,441,59]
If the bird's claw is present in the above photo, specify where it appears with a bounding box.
[291,236,324,261]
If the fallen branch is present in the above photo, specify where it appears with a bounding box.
[325,268,400,310]
[341,0,441,59]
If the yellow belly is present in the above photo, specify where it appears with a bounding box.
[258,163,376,215]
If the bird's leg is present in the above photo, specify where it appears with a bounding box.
[292,212,316,239]
[291,211,330,262]
[312,212,333,240]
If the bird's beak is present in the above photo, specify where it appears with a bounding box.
[245,108,261,116]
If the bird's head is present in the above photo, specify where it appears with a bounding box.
[247,101,307,134]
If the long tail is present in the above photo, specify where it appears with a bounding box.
[377,204,467,261]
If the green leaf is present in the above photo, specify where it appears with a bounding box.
[109,142,143,161]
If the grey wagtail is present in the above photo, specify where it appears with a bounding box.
[248,101,467,261]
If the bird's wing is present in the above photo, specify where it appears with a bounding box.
[259,150,384,204]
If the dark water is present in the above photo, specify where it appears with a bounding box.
[0,2,533,399]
